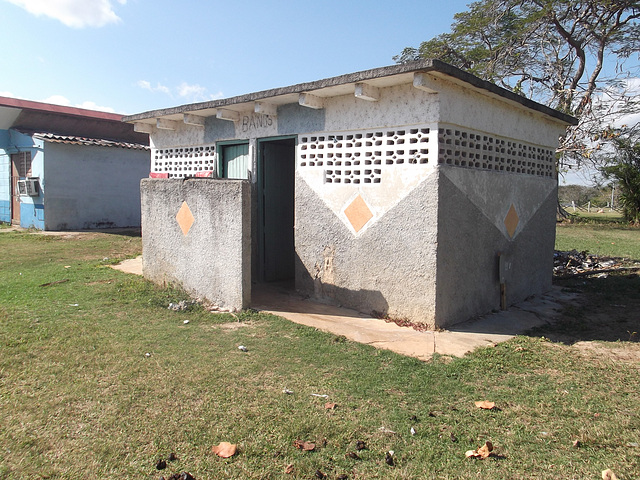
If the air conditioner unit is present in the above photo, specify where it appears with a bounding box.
[17,178,40,196]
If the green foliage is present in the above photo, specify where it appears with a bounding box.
[599,133,640,223]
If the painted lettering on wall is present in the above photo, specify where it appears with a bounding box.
[241,114,273,132]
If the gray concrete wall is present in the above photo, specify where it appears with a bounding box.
[43,142,149,230]
[295,171,440,325]
[434,168,557,327]
[141,178,251,310]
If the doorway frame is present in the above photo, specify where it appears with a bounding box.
[256,135,297,283]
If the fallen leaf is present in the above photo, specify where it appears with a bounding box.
[465,441,494,459]
[477,441,493,458]
[345,452,361,460]
[315,470,325,478]
[602,469,618,480]
[572,440,581,448]
[293,439,316,451]
[385,451,394,466]
[211,442,237,458]
[474,401,496,410]
[325,402,337,410]
[356,440,366,451]
[284,464,294,474]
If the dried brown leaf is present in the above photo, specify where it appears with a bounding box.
[293,439,316,451]
[325,402,337,410]
[602,469,618,480]
[284,464,294,474]
[465,441,494,459]
[211,442,237,458]
[474,401,496,410]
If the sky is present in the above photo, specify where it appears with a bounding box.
[0,0,472,115]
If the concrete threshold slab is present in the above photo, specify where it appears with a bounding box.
[107,257,574,361]
[252,284,575,361]
[110,255,143,275]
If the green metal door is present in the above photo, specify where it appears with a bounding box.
[220,143,249,179]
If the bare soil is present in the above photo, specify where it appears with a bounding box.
[530,271,640,365]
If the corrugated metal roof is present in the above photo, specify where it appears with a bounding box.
[33,133,149,150]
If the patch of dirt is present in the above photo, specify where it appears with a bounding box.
[573,341,640,368]
[530,271,640,364]
[216,322,253,330]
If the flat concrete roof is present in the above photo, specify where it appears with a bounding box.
[123,59,578,126]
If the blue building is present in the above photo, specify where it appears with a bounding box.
[0,97,149,230]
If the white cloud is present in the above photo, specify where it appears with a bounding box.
[0,91,15,97]
[137,80,171,96]
[44,94,71,106]
[137,80,224,103]
[43,95,116,113]
[4,0,126,28]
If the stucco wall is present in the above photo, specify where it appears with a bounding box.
[140,178,251,310]
[434,168,557,326]
[295,171,440,325]
[43,142,149,230]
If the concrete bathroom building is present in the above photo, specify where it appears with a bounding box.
[124,60,576,328]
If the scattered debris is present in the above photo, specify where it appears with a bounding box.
[167,452,178,462]
[602,469,619,480]
[572,439,581,448]
[145,352,151,357]
[324,402,337,410]
[205,303,237,313]
[450,433,458,443]
[282,389,294,395]
[378,427,396,435]
[315,470,325,479]
[356,440,367,451]
[385,451,395,466]
[183,320,189,325]
[164,473,196,480]
[211,442,237,458]
[345,451,361,460]
[465,441,496,459]
[336,475,348,480]
[168,300,196,311]
[311,393,329,398]
[553,250,640,278]
[39,278,69,287]
[238,345,248,352]
[156,458,167,470]
[293,440,316,451]
[410,426,416,436]
[284,464,294,474]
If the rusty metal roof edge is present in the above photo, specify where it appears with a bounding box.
[32,132,149,150]
[122,59,577,126]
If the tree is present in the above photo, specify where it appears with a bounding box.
[599,130,640,223]
[395,0,640,164]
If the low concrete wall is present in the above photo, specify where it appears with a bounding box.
[141,178,251,310]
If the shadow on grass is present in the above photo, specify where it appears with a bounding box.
[528,272,640,345]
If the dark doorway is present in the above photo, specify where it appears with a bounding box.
[258,137,296,282]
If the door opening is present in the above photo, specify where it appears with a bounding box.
[257,137,296,283]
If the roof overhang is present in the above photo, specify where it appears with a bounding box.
[122,59,578,131]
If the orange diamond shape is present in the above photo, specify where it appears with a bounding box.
[504,204,519,239]
[176,201,195,236]
[344,195,373,233]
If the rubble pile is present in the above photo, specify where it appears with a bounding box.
[553,250,621,277]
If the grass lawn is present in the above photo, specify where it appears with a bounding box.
[556,219,640,260]
[0,229,639,479]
